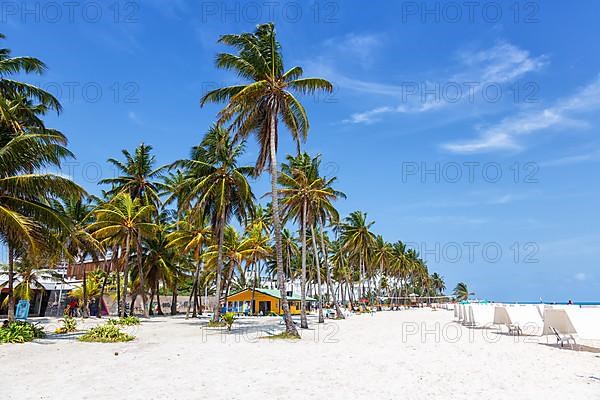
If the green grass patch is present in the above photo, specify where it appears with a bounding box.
[0,321,45,344]
[206,320,227,328]
[261,331,301,340]
[107,316,141,326]
[78,324,135,343]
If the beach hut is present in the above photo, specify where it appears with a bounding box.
[225,288,315,315]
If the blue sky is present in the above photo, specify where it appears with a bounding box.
[4,0,599,301]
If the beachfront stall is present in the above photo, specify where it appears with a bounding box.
[226,288,315,316]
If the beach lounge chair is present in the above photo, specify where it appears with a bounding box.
[465,304,494,327]
[495,305,543,335]
[550,327,577,348]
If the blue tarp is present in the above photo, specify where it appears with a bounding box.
[15,300,30,320]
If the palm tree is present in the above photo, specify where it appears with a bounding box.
[177,125,254,322]
[372,235,393,307]
[204,225,248,309]
[53,197,104,317]
[0,34,61,112]
[200,23,333,337]
[247,204,271,235]
[100,143,165,207]
[68,270,103,309]
[340,211,376,301]
[430,272,446,297]
[162,170,189,315]
[100,143,166,316]
[453,282,470,301]
[280,228,298,291]
[0,130,82,320]
[89,193,156,317]
[0,37,82,320]
[240,225,272,314]
[143,219,178,316]
[279,153,315,328]
[166,214,212,318]
[1,256,64,310]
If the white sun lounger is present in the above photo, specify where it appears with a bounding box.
[499,305,544,335]
[543,308,578,348]
[467,304,495,327]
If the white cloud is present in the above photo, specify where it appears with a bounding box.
[341,41,546,124]
[323,33,383,67]
[458,41,547,83]
[415,215,488,225]
[128,111,143,125]
[342,106,396,124]
[574,272,587,281]
[442,77,600,154]
[539,150,600,167]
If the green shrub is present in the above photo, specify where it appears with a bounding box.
[107,316,141,327]
[78,324,135,343]
[54,316,77,334]
[222,312,235,331]
[207,320,227,328]
[261,331,301,340]
[0,321,45,344]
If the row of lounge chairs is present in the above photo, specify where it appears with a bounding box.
[452,303,600,348]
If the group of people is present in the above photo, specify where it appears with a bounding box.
[63,298,105,317]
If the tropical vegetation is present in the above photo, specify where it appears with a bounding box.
[0,25,458,335]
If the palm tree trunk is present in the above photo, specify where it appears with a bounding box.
[7,245,15,321]
[97,251,114,318]
[148,286,155,316]
[170,284,178,315]
[268,114,299,337]
[310,225,324,323]
[318,221,344,320]
[251,262,256,315]
[377,259,384,310]
[121,233,131,317]
[213,210,226,322]
[359,254,364,300]
[130,293,137,315]
[156,281,164,315]
[116,270,121,316]
[299,199,308,328]
[80,252,90,318]
[186,256,201,318]
[136,230,149,318]
[223,262,236,310]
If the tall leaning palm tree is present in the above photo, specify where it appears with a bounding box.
[200,23,333,337]
[178,125,254,322]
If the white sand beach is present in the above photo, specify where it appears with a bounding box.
[1,309,599,400]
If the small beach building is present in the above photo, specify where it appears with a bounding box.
[226,288,315,315]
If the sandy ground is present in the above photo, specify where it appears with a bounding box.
[1,309,599,400]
